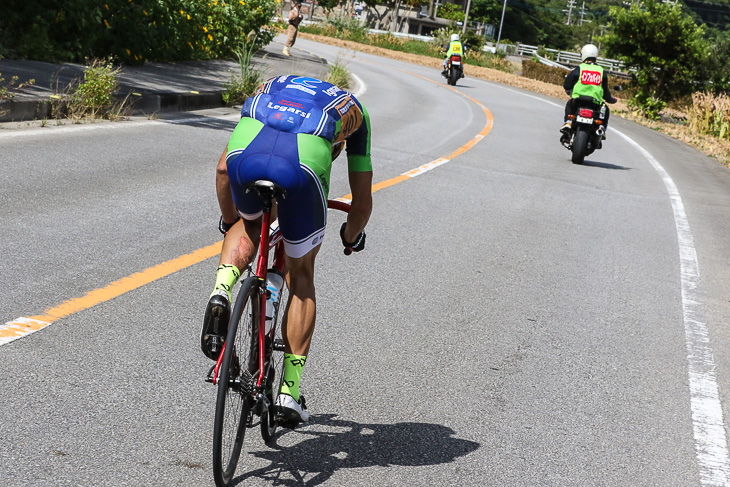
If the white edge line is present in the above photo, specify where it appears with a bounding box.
[0,113,241,139]
[494,77,730,485]
[351,73,367,97]
[614,129,730,486]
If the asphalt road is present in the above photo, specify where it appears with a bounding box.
[2,37,730,486]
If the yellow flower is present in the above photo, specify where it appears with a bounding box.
[126,49,131,55]
[240,0,245,4]
[203,26,208,32]
[105,4,109,9]
[208,34,213,40]
[104,19,110,27]
[187,14,191,19]
[188,41,193,48]
[180,9,184,15]
[143,10,148,15]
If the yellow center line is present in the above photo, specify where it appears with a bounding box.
[1,69,493,346]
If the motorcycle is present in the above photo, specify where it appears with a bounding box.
[443,54,464,86]
[560,95,607,165]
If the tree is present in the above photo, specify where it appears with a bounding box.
[601,0,710,103]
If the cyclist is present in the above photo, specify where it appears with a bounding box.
[560,43,617,137]
[201,75,373,423]
[441,33,465,78]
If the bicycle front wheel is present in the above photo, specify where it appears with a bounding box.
[212,276,261,487]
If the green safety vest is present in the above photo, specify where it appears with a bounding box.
[571,63,604,105]
[446,41,464,58]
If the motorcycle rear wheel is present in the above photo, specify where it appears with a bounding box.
[449,68,459,86]
[571,129,588,164]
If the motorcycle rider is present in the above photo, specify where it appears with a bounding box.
[442,33,465,78]
[560,44,617,138]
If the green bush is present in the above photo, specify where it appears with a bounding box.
[52,58,129,120]
[629,89,667,120]
[0,0,278,64]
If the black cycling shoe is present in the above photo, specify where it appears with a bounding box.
[201,290,231,360]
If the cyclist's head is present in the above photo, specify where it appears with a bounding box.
[581,44,599,62]
[450,34,460,42]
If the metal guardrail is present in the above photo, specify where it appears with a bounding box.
[516,44,629,73]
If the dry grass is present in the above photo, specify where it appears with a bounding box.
[301,32,730,169]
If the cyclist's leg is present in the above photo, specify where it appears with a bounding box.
[273,247,319,423]
[272,134,331,422]
[281,248,319,357]
[202,118,271,360]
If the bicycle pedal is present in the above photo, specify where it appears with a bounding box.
[205,365,216,384]
[274,414,301,429]
[273,339,285,352]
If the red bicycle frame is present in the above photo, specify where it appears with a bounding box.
[212,198,351,387]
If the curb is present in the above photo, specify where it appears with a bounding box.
[0,90,227,123]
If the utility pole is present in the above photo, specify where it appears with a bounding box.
[496,0,508,51]
[579,1,591,25]
[564,0,576,25]
[462,0,473,33]
[598,24,607,50]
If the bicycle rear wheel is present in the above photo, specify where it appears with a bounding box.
[212,276,261,487]
[261,282,288,442]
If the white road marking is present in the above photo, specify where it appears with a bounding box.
[485,74,730,485]
[0,113,240,139]
[615,130,730,486]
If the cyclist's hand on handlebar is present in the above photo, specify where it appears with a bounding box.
[219,215,240,234]
[340,222,366,255]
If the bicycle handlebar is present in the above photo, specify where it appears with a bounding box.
[327,199,353,255]
[327,199,351,213]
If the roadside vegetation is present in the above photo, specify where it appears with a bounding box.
[300,18,513,72]
[50,58,131,121]
[0,0,277,64]
[325,57,351,89]
[222,39,266,106]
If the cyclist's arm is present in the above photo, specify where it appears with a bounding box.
[344,170,372,242]
[343,104,372,241]
[216,148,239,225]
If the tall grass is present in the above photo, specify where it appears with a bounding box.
[325,57,350,89]
[688,92,730,140]
[222,40,265,106]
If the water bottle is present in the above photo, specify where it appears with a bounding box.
[265,269,284,334]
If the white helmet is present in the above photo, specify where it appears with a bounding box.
[451,34,460,42]
[581,44,599,62]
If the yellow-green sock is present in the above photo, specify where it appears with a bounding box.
[212,264,240,301]
[280,354,307,401]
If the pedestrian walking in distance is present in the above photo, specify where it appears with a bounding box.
[283,0,303,56]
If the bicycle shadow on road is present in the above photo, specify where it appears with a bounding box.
[233,414,480,486]
[581,159,632,170]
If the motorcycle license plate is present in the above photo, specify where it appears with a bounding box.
[451,61,461,65]
[576,116,593,124]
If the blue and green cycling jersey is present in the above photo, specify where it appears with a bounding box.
[241,75,372,173]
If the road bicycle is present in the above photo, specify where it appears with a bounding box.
[205,179,351,487]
